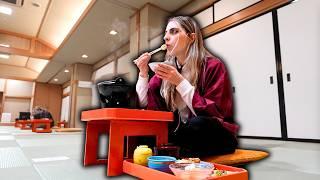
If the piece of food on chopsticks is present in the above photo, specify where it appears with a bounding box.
[149,44,167,55]
[133,44,167,64]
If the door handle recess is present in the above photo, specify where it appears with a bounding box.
[270,76,273,84]
[287,73,291,82]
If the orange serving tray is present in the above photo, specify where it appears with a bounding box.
[123,160,248,180]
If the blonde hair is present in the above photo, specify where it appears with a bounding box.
[161,16,208,111]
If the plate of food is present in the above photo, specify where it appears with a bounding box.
[172,158,234,178]
[169,162,214,179]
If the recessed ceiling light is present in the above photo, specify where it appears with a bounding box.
[82,54,88,58]
[0,6,12,15]
[64,69,69,73]
[0,53,10,59]
[109,30,118,35]
[0,43,10,47]
[54,78,58,82]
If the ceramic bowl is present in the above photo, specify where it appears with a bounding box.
[147,156,176,173]
[148,62,172,72]
[169,162,214,179]
[148,62,161,72]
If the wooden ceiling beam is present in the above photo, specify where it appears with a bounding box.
[0,29,56,60]
[0,46,53,60]
[0,29,34,39]
[202,0,292,38]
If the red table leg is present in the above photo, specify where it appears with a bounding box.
[107,121,168,176]
[84,121,110,166]
[20,121,32,130]
[107,122,124,176]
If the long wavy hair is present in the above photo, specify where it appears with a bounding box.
[161,16,209,111]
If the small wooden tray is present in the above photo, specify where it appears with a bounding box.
[123,160,248,180]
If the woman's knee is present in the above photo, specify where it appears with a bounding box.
[188,116,220,130]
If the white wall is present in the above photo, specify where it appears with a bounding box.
[61,85,71,122]
[63,86,70,94]
[3,98,31,121]
[117,53,137,83]
[214,0,261,21]
[200,0,320,140]
[205,13,282,137]
[92,61,115,83]
[0,79,5,92]
[91,62,115,107]
[193,6,213,28]
[1,79,34,121]
[278,0,320,139]
[6,80,34,97]
[60,96,70,122]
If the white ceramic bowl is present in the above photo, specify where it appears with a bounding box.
[148,62,161,72]
[169,162,214,179]
[148,62,172,72]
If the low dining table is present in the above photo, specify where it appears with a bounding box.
[81,108,173,176]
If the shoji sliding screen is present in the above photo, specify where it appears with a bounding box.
[204,13,282,137]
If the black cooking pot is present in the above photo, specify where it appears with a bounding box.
[97,77,137,108]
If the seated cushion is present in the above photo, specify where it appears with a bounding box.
[202,149,268,165]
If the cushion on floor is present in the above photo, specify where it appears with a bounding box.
[54,128,83,132]
[202,149,269,165]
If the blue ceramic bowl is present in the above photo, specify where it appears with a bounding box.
[148,156,177,173]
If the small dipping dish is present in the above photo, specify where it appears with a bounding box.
[147,156,176,173]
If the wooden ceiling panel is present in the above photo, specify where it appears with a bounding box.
[37,0,93,48]
[36,61,65,82]
[51,0,134,65]
[0,31,30,50]
[26,57,49,73]
[0,0,50,36]
[0,54,28,67]
[116,0,191,12]
[0,63,38,81]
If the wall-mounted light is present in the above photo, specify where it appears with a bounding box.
[64,69,69,73]
[0,43,10,47]
[54,78,58,82]
[0,6,12,15]
[82,54,88,58]
[0,53,10,59]
[109,30,118,35]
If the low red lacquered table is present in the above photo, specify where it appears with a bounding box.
[15,120,23,127]
[57,121,68,128]
[31,119,52,133]
[19,120,32,130]
[81,108,173,176]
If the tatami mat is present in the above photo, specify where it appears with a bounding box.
[33,160,134,180]
[0,166,42,180]
[0,126,319,179]
[16,136,81,147]
[0,130,10,134]
[0,147,31,168]
[0,140,18,148]
[0,135,15,141]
